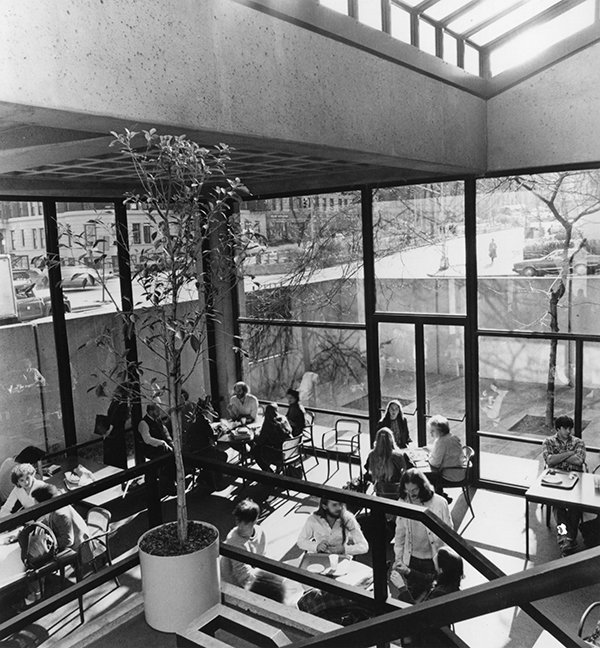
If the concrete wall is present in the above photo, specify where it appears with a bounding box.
[0,0,486,176]
[488,41,600,171]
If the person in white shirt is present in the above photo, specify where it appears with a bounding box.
[227,382,259,423]
[221,499,267,587]
[0,463,45,518]
[0,446,45,504]
[297,498,368,556]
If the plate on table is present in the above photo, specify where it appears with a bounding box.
[541,473,562,485]
[307,563,325,574]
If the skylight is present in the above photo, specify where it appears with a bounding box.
[318,0,600,79]
[490,0,596,76]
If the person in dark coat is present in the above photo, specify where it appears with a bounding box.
[285,388,306,438]
[378,400,411,449]
[251,403,292,472]
[103,383,131,469]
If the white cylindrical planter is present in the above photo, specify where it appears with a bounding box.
[139,521,220,633]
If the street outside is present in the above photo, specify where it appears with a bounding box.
[14,226,532,319]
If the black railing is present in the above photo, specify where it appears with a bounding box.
[0,452,593,646]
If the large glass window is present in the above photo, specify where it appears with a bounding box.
[241,323,367,426]
[477,172,600,334]
[240,192,364,324]
[373,182,466,314]
[55,203,122,315]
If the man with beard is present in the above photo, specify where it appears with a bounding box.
[297,498,368,555]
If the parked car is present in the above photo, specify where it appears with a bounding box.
[12,268,48,288]
[15,282,71,321]
[512,250,600,277]
[60,265,97,289]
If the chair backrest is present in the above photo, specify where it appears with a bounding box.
[87,506,111,537]
[335,418,361,437]
[304,410,315,427]
[464,446,475,465]
[282,437,302,464]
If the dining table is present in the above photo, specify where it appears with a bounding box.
[214,418,262,466]
[44,457,125,509]
[298,552,373,590]
[524,468,600,560]
[0,529,25,591]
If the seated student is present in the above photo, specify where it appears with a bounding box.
[221,499,267,588]
[364,427,408,500]
[297,498,368,556]
[251,403,292,472]
[285,388,306,438]
[17,484,97,608]
[0,463,46,518]
[542,414,586,556]
[138,403,173,459]
[378,400,411,449]
[227,381,259,423]
[182,394,227,491]
[427,415,467,504]
[138,402,176,492]
[32,484,93,556]
[0,446,45,504]
[390,546,464,604]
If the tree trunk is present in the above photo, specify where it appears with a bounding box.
[545,279,565,428]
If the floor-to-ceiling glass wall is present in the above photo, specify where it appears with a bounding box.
[373,182,467,447]
[238,191,365,430]
[476,170,600,487]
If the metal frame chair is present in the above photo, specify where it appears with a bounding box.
[321,419,362,482]
[440,446,475,518]
[301,410,317,463]
[275,436,307,481]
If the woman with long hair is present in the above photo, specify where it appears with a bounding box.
[251,402,292,472]
[391,468,452,601]
[365,428,408,499]
[378,400,411,449]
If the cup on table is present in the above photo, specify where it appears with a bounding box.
[328,554,339,571]
[241,417,247,426]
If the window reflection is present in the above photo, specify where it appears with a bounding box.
[373,182,466,314]
[240,192,363,323]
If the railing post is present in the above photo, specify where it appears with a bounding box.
[146,462,163,528]
[371,509,389,607]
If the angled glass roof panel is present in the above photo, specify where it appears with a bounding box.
[394,0,424,7]
[470,0,563,46]
[448,0,523,34]
[424,0,473,22]
[358,0,383,29]
[320,0,349,14]
[391,4,412,42]
[490,0,595,75]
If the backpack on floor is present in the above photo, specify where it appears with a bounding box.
[18,520,58,569]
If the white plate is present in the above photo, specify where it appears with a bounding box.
[307,563,325,574]
[542,474,562,485]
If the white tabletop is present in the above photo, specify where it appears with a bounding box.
[0,531,25,589]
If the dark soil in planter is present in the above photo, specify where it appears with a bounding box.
[139,521,217,557]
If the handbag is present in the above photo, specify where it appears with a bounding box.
[94,414,111,436]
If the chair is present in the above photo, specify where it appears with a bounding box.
[274,437,307,483]
[301,410,317,463]
[321,419,362,482]
[440,446,475,519]
[578,601,600,645]
[79,507,119,588]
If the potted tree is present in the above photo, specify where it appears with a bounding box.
[103,129,249,632]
